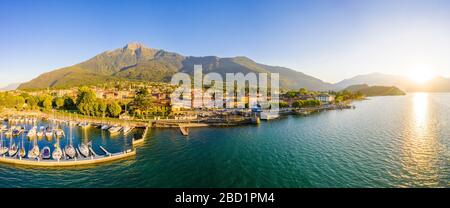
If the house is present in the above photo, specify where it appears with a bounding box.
[316,94,334,103]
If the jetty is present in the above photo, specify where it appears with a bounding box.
[179,125,189,136]
[100,146,112,156]
[132,126,149,145]
[0,149,135,167]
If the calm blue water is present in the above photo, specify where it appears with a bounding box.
[0,93,449,187]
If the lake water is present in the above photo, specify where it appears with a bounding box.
[0,93,449,187]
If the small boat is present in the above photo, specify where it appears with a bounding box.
[45,127,53,138]
[260,111,280,120]
[101,125,110,130]
[65,144,76,159]
[12,128,21,136]
[0,133,8,155]
[27,126,37,137]
[18,135,26,158]
[122,126,133,135]
[28,144,40,159]
[41,146,51,159]
[52,144,63,160]
[18,145,26,158]
[78,122,90,128]
[54,129,64,137]
[65,120,76,159]
[78,142,90,157]
[8,143,18,157]
[108,126,122,134]
[36,131,44,138]
[0,146,7,155]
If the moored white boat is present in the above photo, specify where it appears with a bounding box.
[28,145,40,159]
[45,127,53,138]
[18,135,26,158]
[65,121,76,159]
[101,125,110,130]
[108,126,122,134]
[55,129,64,137]
[78,122,90,128]
[260,111,280,120]
[52,144,62,160]
[0,133,8,155]
[78,142,90,157]
[27,126,37,137]
[65,144,76,159]
[8,143,18,157]
[0,146,7,156]
[122,126,133,135]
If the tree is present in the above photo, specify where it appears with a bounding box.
[98,100,107,117]
[292,100,304,108]
[63,96,76,110]
[129,87,155,116]
[299,88,308,95]
[76,86,97,116]
[15,96,25,110]
[26,96,39,110]
[54,97,65,110]
[279,101,289,108]
[43,97,53,110]
[107,102,122,118]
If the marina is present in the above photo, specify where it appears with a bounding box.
[0,116,142,167]
[0,94,448,187]
[0,149,135,167]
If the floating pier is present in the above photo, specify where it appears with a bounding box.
[0,149,136,167]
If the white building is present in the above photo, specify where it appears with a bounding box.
[316,94,334,103]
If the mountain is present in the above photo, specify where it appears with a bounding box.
[18,43,333,91]
[0,83,21,91]
[333,73,406,90]
[344,84,406,96]
[333,73,450,92]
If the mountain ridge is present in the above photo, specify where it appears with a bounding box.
[17,43,450,92]
[18,43,333,91]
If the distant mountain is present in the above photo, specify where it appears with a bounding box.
[0,83,20,91]
[333,73,450,92]
[333,73,406,90]
[344,84,406,96]
[18,43,333,91]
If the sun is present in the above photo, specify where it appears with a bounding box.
[408,68,436,84]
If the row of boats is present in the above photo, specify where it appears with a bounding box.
[0,126,91,160]
[0,125,65,138]
[1,118,91,160]
[100,124,134,135]
[0,124,134,138]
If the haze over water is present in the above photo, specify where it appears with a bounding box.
[0,93,448,187]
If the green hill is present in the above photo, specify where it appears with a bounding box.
[345,84,406,96]
[18,43,333,91]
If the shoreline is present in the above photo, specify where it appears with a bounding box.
[0,103,356,129]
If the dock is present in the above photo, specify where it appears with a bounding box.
[132,126,148,145]
[99,146,112,156]
[179,125,189,136]
[0,149,136,167]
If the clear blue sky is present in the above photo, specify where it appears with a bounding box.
[1,0,450,87]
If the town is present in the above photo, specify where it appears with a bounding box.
[0,81,361,128]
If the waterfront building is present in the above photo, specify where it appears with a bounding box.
[316,94,335,103]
